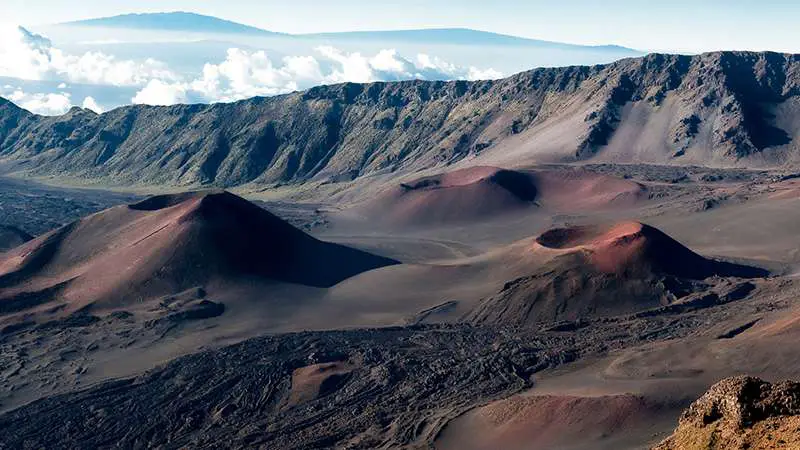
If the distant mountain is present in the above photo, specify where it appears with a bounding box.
[56,12,638,54]
[301,28,639,52]
[58,12,284,36]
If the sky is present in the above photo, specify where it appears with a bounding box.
[2,0,800,53]
[1,0,798,116]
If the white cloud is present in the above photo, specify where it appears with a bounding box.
[317,47,503,84]
[415,54,504,80]
[284,55,325,81]
[0,25,177,87]
[1,24,503,109]
[64,53,175,86]
[467,66,504,80]
[0,26,54,80]
[132,79,188,106]
[81,96,103,113]
[1,86,73,115]
[134,46,504,105]
[0,86,105,116]
[316,46,377,83]
[188,49,303,101]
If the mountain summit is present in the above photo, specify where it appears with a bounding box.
[55,12,638,53]
[58,11,282,35]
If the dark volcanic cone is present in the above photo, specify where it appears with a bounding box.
[0,191,397,318]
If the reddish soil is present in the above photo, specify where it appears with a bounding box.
[437,394,658,450]
[288,361,355,406]
[535,222,764,278]
[354,166,644,227]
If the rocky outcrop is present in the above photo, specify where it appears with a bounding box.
[1,52,798,190]
[655,376,800,449]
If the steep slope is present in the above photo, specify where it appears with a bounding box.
[0,191,396,321]
[655,376,800,449]
[0,52,799,190]
[467,222,767,325]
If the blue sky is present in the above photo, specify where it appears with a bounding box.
[2,0,799,53]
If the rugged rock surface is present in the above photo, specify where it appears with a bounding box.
[0,52,798,189]
[0,301,746,450]
[655,376,800,449]
[0,281,787,449]
[0,326,554,449]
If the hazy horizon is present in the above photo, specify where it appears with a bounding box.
[1,2,798,116]
[3,1,800,54]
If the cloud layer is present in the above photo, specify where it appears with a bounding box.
[0,26,177,87]
[0,84,104,116]
[0,86,73,115]
[0,25,503,114]
[147,47,503,105]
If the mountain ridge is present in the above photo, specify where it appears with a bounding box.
[1,51,798,191]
